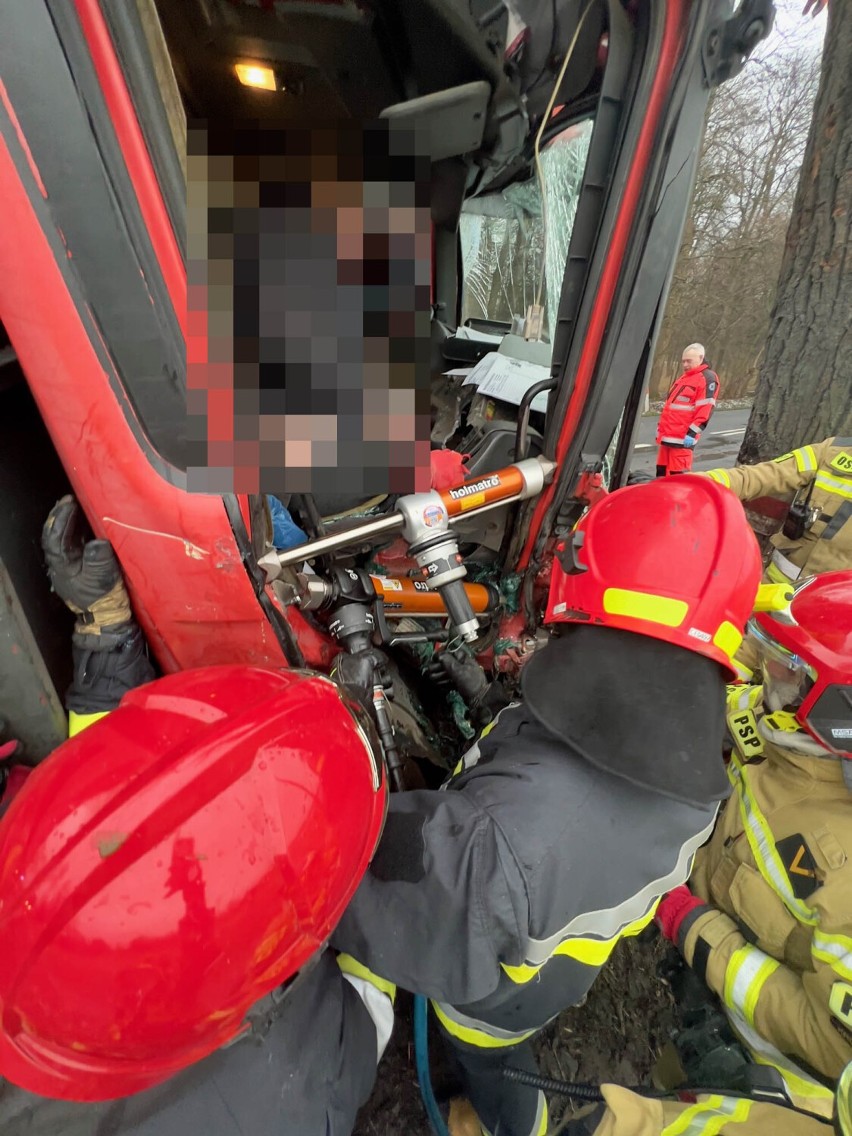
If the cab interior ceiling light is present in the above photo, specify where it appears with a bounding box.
[234,62,279,91]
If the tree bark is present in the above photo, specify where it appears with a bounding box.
[739,2,851,463]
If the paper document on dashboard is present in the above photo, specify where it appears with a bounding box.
[462,352,552,412]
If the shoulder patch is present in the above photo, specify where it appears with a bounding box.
[830,982,852,1034]
[829,451,852,477]
[775,833,821,900]
[727,707,764,759]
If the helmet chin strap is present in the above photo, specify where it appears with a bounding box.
[759,710,836,759]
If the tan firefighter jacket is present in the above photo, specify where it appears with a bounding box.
[674,685,852,1117]
[703,438,852,582]
[580,1083,834,1135]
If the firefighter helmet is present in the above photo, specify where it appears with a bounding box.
[0,665,386,1102]
[748,571,852,758]
[545,475,762,678]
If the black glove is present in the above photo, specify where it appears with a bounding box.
[438,646,489,705]
[42,496,132,646]
[438,647,510,727]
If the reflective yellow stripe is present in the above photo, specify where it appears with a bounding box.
[727,753,818,925]
[765,561,791,586]
[725,684,762,714]
[501,905,658,984]
[815,472,852,500]
[662,1095,752,1135]
[431,1001,538,1049]
[602,588,688,628]
[837,1060,852,1136]
[723,946,779,1028]
[535,1097,548,1136]
[813,931,852,982]
[713,621,743,660]
[336,954,397,1002]
[793,446,818,473]
[449,709,508,778]
[706,470,731,488]
[68,710,110,737]
[728,1010,834,1114]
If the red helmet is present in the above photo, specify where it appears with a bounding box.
[545,475,762,678]
[0,665,386,1102]
[748,571,852,757]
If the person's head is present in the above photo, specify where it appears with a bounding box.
[681,343,705,372]
[0,665,387,1102]
[746,572,852,775]
[522,476,763,804]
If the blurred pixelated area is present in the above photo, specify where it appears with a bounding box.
[187,118,432,496]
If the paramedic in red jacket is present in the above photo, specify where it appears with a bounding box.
[655,343,720,476]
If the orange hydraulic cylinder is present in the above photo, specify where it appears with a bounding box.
[438,466,528,518]
[370,575,495,617]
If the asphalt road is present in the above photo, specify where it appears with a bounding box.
[629,407,751,475]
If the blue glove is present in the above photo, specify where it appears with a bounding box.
[683,436,697,449]
[268,496,307,551]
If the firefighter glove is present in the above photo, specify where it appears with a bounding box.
[438,646,489,705]
[655,884,706,944]
[42,496,133,641]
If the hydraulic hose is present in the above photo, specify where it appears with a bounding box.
[502,1066,604,1100]
[413,995,450,1136]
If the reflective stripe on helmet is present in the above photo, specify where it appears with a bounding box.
[727,753,819,925]
[602,588,688,627]
[661,1095,752,1135]
[722,945,779,1028]
[713,621,743,661]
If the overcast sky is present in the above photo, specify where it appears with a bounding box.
[756,0,827,59]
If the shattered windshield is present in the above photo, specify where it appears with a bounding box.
[459,119,593,354]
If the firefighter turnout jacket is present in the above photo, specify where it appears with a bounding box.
[656,365,720,450]
[568,1083,836,1136]
[674,684,852,1117]
[0,950,392,1136]
[333,702,721,1136]
[704,438,852,582]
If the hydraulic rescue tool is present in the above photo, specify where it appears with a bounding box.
[259,456,556,643]
[258,457,556,792]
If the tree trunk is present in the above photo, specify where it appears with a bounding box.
[739,2,852,464]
